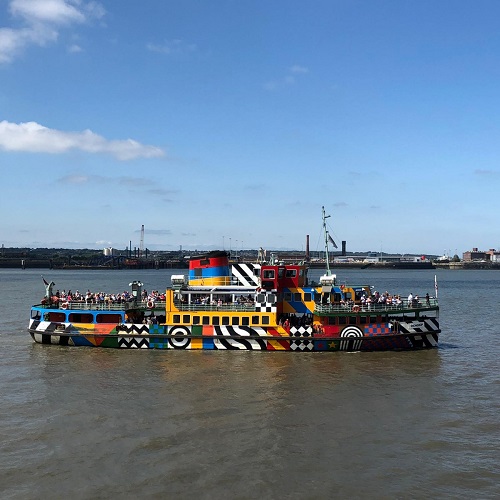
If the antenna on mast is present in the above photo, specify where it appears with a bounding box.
[140,224,144,257]
[319,206,337,287]
[322,206,331,275]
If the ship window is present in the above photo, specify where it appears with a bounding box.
[68,313,93,323]
[294,293,301,301]
[338,317,347,325]
[194,268,202,277]
[173,314,180,323]
[278,268,285,278]
[360,316,367,325]
[202,316,210,325]
[96,314,122,324]
[242,317,249,326]
[285,269,296,278]
[48,312,66,322]
[263,270,275,279]
[262,316,270,325]
[262,281,274,290]
[268,295,276,304]
[299,269,304,277]
[183,314,190,323]
[231,317,239,325]
[344,292,352,300]
[328,317,336,325]
[252,316,260,325]
[222,316,230,325]
[257,294,266,303]
[213,316,220,325]
[31,310,41,320]
[304,292,312,302]
[284,292,292,301]
[370,316,377,323]
[193,316,200,325]
[349,316,357,325]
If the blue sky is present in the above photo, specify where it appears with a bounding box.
[1,0,500,256]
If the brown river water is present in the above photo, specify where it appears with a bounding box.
[0,268,498,499]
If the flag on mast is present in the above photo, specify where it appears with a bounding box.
[328,234,338,249]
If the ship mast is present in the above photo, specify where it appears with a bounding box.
[322,206,332,276]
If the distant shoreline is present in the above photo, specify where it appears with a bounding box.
[2,258,499,271]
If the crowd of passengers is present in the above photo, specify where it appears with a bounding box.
[49,289,166,306]
[176,294,255,306]
[351,291,429,308]
[358,291,404,307]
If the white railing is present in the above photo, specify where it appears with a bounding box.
[38,301,167,311]
[315,298,438,314]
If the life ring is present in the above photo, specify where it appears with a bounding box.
[147,300,154,309]
[352,305,360,312]
[61,302,68,309]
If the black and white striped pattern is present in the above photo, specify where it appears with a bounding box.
[398,318,440,334]
[213,326,267,350]
[29,319,70,345]
[231,263,261,287]
[406,333,439,348]
[339,326,364,351]
[30,331,70,345]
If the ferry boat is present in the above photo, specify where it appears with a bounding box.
[28,209,440,352]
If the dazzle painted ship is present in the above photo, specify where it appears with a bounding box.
[28,209,440,352]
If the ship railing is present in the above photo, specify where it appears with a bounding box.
[37,301,167,311]
[314,298,439,314]
[173,302,256,312]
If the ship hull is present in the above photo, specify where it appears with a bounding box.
[28,320,439,352]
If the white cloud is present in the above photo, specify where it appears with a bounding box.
[0,121,165,161]
[264,64,309,91]
[10,0,86,25]
[146,39,197,55]
[0,0,105,63]
[67,43,82,53]
[290,65,309,74]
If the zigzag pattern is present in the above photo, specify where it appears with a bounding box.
[118,337,150,349]
[116,324,149,335]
